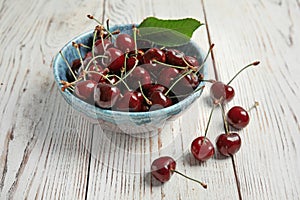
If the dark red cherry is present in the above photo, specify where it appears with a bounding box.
[216,133,241,156]
[184,55,199,67]
[143,48,166,64]
[115,33,135,53]
[191,136,215,162]
[74,80,97,104]
[114,91,143,112]
[151,156,207,188]
[127,66,151,90]
[103,48,125,73]
[94,83,121,108]
[150,91,172,110]
[143,84,167,97]
[210,81,235,103]
[165,49,185,66]
[157,68,179,88]
[94,39,113,55]
[86,64,105,82]
[124,56,137,72]
[151,156,176,183]
[227,106,250,129]
[172,72,199,96]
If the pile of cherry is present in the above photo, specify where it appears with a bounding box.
[60,20,206,112]
[151,59,260,188]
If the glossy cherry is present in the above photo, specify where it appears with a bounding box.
[165,49,185,66]
[227,106,250,129]
[74,80,97,104]
[191,137,215,161]
[127,66,151,90]
[103,48,125,73]
[210,81,235,103]
[94,83,121,108]
[185,55,199,67]
[157,68,179,88]
[143,48,166,64]
[151,156,207,188]
[115,33,135,53]
[113,91,143,112]
[216,133,241,156]
[94,39,113,55]
[149,91,172,110]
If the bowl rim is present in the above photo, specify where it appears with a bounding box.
[52,24,208,119]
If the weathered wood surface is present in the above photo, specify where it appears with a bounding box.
[0,0,299,199]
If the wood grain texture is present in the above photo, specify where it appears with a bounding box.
[0,0,299,199]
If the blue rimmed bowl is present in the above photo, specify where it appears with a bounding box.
[52,24,207,134]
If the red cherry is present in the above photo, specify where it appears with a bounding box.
[74,80,97,104]
[113,91,143,112]
[143,48,166,64]
[94,39,113,55]
[184,55,199,67]
[151,156,176,183]
[227,106,250,129]
[151,156,207,188]
[191,137,215,161]
[165,49,185,66]
[149,91,172,110]
[94,83,121,108]
[127,66,152,90]
[157,68,179,88]
[103,48,125,73]
[216,133,241,156]
[210,81,235,103]
[115,33,135,53]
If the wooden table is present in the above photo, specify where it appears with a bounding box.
[1,0,300,199]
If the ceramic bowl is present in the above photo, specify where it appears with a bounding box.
[52,24,207,134]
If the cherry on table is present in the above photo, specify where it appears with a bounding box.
[151,156,207,188]
[191,136,215,161]
[216,133,241,157]
[226,106,250,129]
[210,81,235,104]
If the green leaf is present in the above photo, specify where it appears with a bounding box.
[138,17,203,46]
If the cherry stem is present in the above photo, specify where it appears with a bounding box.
[139,81,152,105]
[110,74,131,91]
[133,26,138,55]
[152,60,187,70]
[227,61,260,85]
[203,104,216,140]
[92,29,98,66]
[114,57,139,85]
[195,43,215,74]
[164,70,192,96]
[220,103,230,134]
[72,42,86,80]
[79,43,91,49]
[120,53,129,78]
[171,170,207,189]
[87,15,115,39]
[59,51,77,81]
[84,55,108,72]
[247,101,259,112]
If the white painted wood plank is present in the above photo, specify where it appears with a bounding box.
[203,0,300,199]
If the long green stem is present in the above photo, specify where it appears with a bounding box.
[204,104,216,140]
[87,15,116,39]
[171,170,207,189]
[59,51,77,81]
[220,104,230,134]
[195,43,214,74]
[227,61,260,85]
[153,60,187,70]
